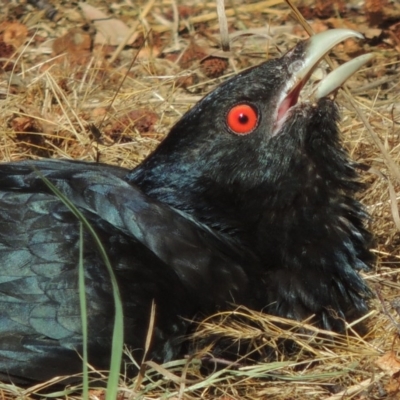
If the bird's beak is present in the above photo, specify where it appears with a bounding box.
[294,29,364,85]
[313,53,373,100]
[275,29,372,133]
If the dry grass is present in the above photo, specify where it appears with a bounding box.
[0,0,400,398]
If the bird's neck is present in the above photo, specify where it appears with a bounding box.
[126,129,369,262]
[127,160,265,239]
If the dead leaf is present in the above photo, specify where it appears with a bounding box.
[91,107,107,118]
[79,2,135,46]
[175,73,198,89]
[375,351,400,376]
[201,57,228,78]
[53,27,92,55]
[52,26,94,65]
[365,0,388,26]
[386,374,400,395]
[0,40,16,70]
[10,116,39,133]
[363,28,383,40]
[389,22,400,52]
[315,0,346,18]
[0,21,28,48]
[164,5,200,21]
[104,108,159,142]
[179,42,207,69]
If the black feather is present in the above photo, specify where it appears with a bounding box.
[0,37,373,383]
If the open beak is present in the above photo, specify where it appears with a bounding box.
[274,29,372,133]
[312,53,373,100]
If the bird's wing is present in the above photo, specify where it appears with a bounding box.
[0,160,255,383]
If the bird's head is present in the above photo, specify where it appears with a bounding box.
[130,30,371,234]
[129,30,374,329]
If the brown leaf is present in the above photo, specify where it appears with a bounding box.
[175,73,198,89]
[386,374,400,395]
[52,26,93,65]
[9,115,54,157]
[53,27,92,55]
[79,3,135,46]
[365,0,388,26]
[389,22,400,52]
[315,0,346,18]
[104,109,159,142]
[164,5,200,21]
[179,42,207,69]
[375,351,400,376]
[0,39,16,70]
[10,116,40,133]
[298,0,345,19]
[0,21,28,48]
[201,57,229,78]
[126,109,159,134]
[364,28,383,40]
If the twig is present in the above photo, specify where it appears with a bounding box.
[109,0,156,64]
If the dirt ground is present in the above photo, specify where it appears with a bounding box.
[0,0,400,398]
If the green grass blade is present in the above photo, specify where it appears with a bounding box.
[37,171,124,399]
[78,222,89,400]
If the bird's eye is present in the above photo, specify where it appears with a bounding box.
[226,104,258,135]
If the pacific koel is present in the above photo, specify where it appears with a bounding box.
[0,29,373,384]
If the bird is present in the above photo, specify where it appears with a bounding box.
[0,29,374,384]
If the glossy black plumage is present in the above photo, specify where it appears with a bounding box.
[0,31,373,384]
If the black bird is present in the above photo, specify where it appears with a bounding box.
[0,29,373,384]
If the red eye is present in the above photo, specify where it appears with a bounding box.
[226,104,258,135]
